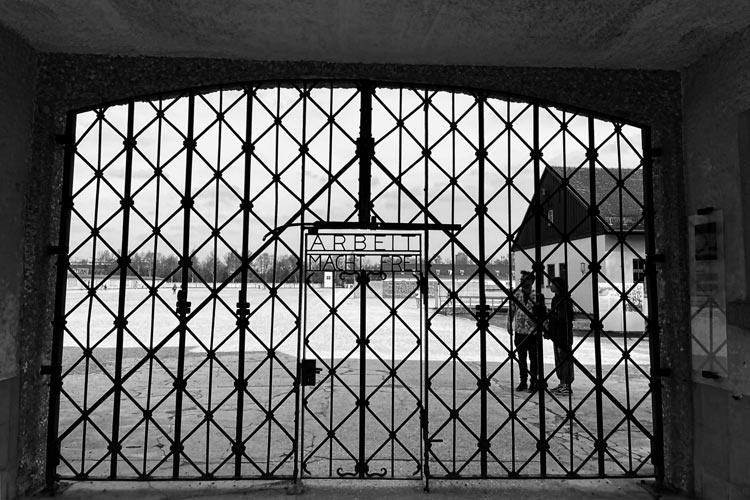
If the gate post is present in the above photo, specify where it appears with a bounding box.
[45,112,77,491]
[642,128,664,486]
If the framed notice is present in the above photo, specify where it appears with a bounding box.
[688,210,727,380]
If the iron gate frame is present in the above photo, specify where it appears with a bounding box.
[298,225,459,481]
[299,250,424,480]
[45,79,664,489]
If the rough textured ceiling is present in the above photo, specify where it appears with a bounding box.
[1,0,750,70]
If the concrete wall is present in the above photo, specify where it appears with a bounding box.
[12,55,691,495]
[0,25,36,500]
[683,25,750,500]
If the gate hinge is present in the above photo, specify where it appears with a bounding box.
[47,245,68,255]
[646,254,665,264]
[41,364,62,377]
[54,133,74,147]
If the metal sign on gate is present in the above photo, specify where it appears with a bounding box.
[306,232,422,272]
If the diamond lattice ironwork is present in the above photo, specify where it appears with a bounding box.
[49,81,660,485]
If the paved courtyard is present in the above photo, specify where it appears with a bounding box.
[55,286,653,480]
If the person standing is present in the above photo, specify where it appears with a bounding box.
[507,270,541,392]
[547,277,575,395]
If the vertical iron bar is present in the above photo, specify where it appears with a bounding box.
[293,83,309,481]
[326,84,336,476]
[451,95,458,476]
[205,93,222,473]
[477,95,488,477]
[587,116,605,475]
[507,100,517,474]
[616,127,635,473]
[46,112,78,490]
[357,81,372,476]
[110,100,136,478]
[300,236,311,477]
[80,114,105,475]
[641,127,664,484]
[330,270,338,476]
[235,87,254,476]
[421,235,429,488]
[388,273,396,477]
[532,103,547,476]
[399,88,404,221]
[359,271,368,478]
[173,92,196,478]
[358,81,373,224]
[143,98,166,476]
[326,82,334,220]
[266,86,282,475]
[450,92,458,478]
[561,112,574,471]
[422,89,430,486]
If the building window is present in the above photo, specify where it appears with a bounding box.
[633,258,646,283]
[547,209,554,226]
[558,263,567,282]
[547,263,556,286]
[459,269,465,276]
[436,269,441,276]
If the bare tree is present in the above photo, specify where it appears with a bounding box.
[455,252,469,265]
[224,252,242,283]
[254,253,272,282]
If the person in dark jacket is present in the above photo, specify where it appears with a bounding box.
[547,277,575,394]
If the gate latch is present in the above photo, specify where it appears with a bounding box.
[300,359,322,386]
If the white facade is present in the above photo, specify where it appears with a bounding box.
[512,234,648,332]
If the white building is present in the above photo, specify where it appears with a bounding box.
[511,166,647,332]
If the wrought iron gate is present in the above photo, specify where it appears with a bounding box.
[47,80,662,486]
[300,232,425,478]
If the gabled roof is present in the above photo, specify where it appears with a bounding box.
[512,166,645,252]
[548,166,644,231]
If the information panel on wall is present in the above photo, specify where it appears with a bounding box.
[688,210,728,380]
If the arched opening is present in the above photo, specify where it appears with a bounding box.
[48,80,660,484]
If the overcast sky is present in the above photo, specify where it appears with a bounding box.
[67,86,643,266]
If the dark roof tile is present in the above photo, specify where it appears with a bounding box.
[548,166,643,231]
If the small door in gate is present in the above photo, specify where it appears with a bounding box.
[300,231,424,478]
